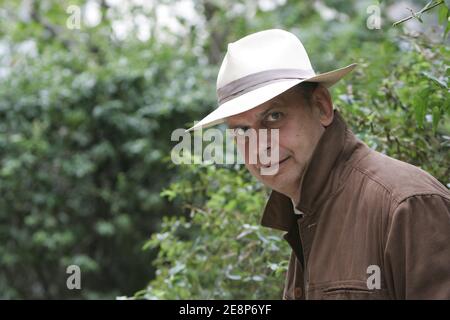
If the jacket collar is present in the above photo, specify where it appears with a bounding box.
[260,110,365,231]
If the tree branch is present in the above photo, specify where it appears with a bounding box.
[393,0,445,27]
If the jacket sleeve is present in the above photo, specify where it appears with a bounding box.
[384,194,450,299]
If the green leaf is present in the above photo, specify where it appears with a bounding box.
[421,71,448,89]
[438,2,449,24]
[413,87,431,128]
[432,106,441,132]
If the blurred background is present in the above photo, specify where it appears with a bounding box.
[0,0,448,299]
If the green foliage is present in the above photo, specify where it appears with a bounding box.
[136,165,289,300]
[0,1,215,299]
[333,35,449,184]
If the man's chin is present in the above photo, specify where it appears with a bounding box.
[258,166,303,194]
[259,170,299,190]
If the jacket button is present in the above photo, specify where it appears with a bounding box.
[294,287,303,299]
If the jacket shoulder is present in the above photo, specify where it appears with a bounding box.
[350,149,450,204]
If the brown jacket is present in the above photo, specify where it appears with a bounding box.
[261,110,450,300]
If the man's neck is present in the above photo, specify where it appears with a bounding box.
[290,144,321,206]
[288,172,304,207]
[290,193,300,208]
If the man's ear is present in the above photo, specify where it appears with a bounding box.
[312,84,334,127]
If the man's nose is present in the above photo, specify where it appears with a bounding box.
[248,129,273,166]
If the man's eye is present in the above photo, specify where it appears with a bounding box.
[266,111,283,122]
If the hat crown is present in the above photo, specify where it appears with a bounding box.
[216,29,315,89]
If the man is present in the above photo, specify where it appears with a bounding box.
[187,29,450,299]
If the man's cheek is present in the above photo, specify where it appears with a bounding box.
[246,164,267,182]
[245,163,258,176]
[236,141,251,164]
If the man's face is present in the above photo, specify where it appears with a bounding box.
[226,85,327,201]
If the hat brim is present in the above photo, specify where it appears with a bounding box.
[186,63,357,132]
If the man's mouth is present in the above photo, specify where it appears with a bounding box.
[260,156,291,169]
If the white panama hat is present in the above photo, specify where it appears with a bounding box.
[186,29,357,131]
